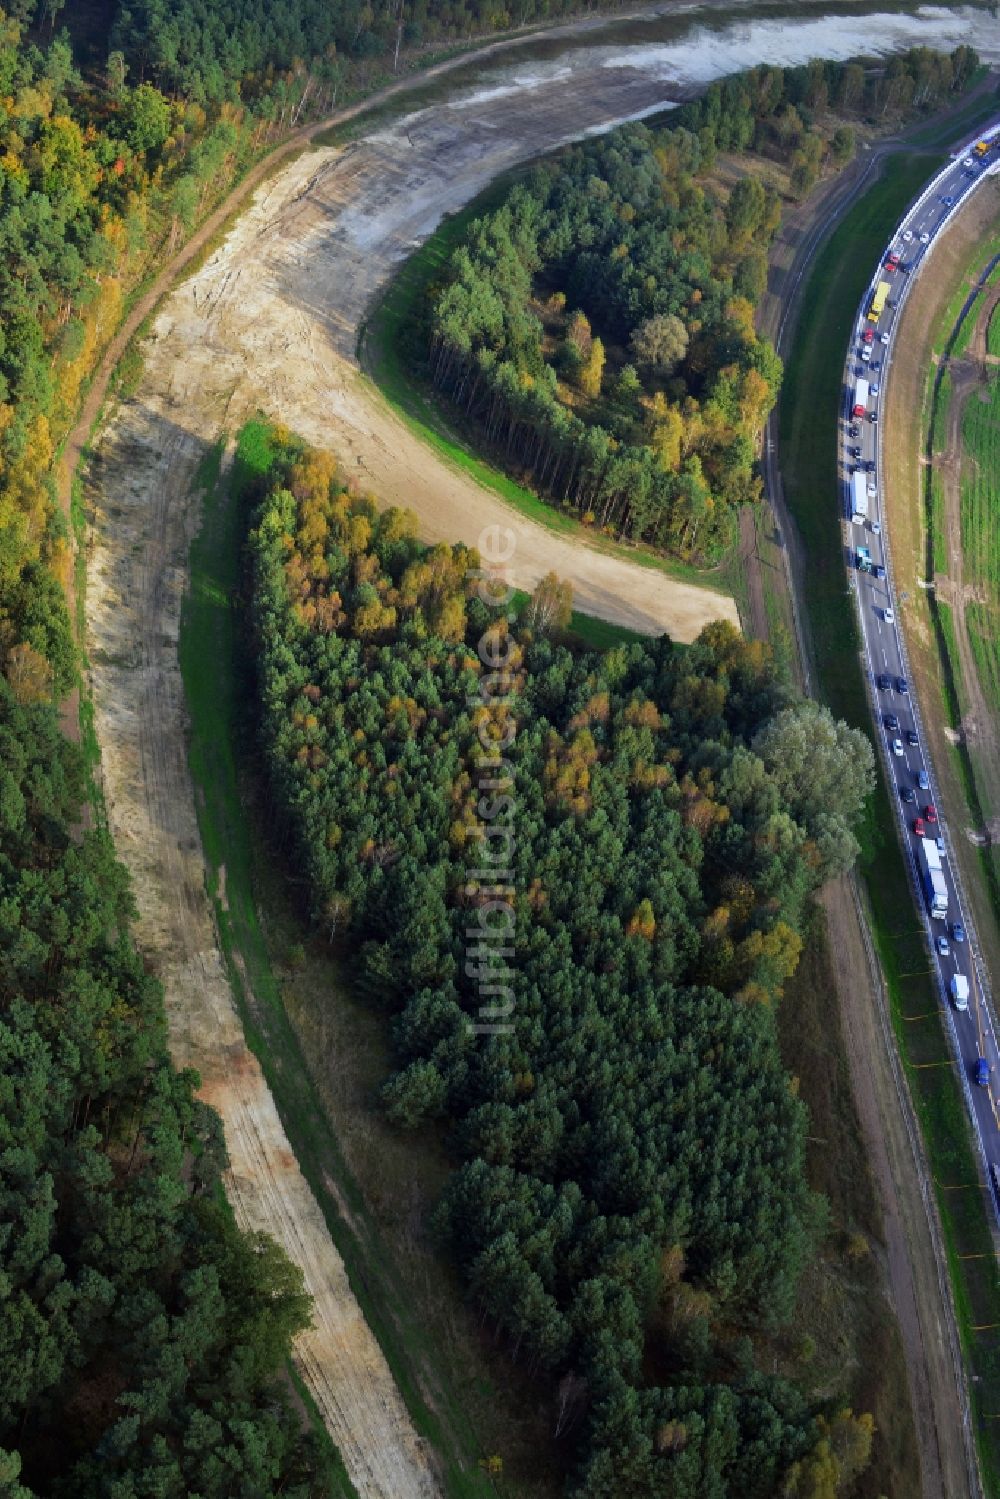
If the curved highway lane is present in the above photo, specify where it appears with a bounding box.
[841,125,1000,1217]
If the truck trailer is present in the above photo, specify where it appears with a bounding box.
[850,470,868,524]
[853,378,869,417]
[918,836,949,921]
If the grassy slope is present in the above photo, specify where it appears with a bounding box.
[780,150,1000,1495]
[960,375,1000,608]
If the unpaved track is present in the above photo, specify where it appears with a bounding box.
[112,64,741,640]
[86,410,439,1499]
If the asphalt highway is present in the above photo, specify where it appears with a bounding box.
[842,127,1000,1210]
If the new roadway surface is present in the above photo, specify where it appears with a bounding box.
[842,126,1000,1215]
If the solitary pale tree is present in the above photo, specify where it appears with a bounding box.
[525,572,573,635]
[630,313,688,375]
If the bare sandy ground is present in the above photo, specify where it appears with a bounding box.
[145,67,742,639]
[85,406,439,1499]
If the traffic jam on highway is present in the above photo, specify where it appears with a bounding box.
[842,130,1000,1195]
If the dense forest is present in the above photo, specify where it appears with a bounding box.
[0,13,364,1494]
[417,47,977,561]
[103,0,622,101]
[245,426,878,1496]
[0,684,330,1497]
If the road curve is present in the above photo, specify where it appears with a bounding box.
[838,125,1000,1497]
[842,127,1000,1202]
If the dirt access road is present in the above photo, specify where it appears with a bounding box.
[78,11,1000,1495]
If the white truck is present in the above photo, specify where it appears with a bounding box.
[850,470,868,524]
[919,836,949,921]
[950,974,970,1011]
[853,378,870,417]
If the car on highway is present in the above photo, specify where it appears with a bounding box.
[861,345,872,362]
[943,195,954,207]
[862,327,875,344]
[964,156,975,168]
[880,332,890,344]
[883,606,895,623]
[874,563,886,580]
[871,520,881,535]
[937,934,951,957]
[849,423,860,437]
[952,922,966,943]
[897,676,908,694]
[936,834,947,858]
[871,382,880,395]
[884,712,899,730]
[906,729,919,747]
[878,673,891,690]
[902,228,913,241]
[894,740,906,759]
[870,411,878,423]
[853,445,862,458]
[917,769,930,791]
[925,803,937,823]
[976,1057,990,1088]
[919,231,930,244]
[901,783,915,799]
[914,816,926,837]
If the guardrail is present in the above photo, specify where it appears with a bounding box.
[843,119,1000,1220]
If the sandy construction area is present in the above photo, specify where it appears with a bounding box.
[143,62,741,638]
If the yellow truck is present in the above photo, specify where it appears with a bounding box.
[867,280,890,324]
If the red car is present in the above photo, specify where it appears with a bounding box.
[913,817,926,838]
[925,804,937,823]
[862,328,875,343]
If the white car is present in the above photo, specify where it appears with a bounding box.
[919,232,930,244]
[902,229,913,242]
[871,521,881,536]
[963,156,975,168]
[892,737,904,756]
[884,606,895,624]
[880,332,890,344]
[936,935,951,957]
[871,382,880,396]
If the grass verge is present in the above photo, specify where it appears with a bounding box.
[780,149,1000,1497]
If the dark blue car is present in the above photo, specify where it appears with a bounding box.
[976,1057,990,1088]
